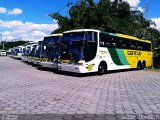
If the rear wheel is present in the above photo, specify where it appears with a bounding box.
[137,61,144,70]
[98,63,107,75]
[142,61,146,68]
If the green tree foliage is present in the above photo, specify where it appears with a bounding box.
[49,0,160,48]
[0,41,27,50]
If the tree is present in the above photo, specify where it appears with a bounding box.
[49,0,160,48]
[49,13,73,33]
[0,41,28,50]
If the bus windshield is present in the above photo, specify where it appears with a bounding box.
[47,42,59,61]
[41,44,47,58]
[60,31,97,63]
[41,36,61,61]
[29,45,37,56]
[25,46,31,56]
[63,32,85,41]
[70,40,84,62]
[35,46,41,57]
[59,41,70,60]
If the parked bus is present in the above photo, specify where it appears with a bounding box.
[32,41,43,65]
[58,29,152,74]
[39,34,62,69]
[11,46,25,60]
[21,42,37,62]
[25,41,43,65]
[27,43,38,63]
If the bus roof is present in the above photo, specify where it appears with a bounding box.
[116,33,151,43]
[63,29,151,43]
[101,31,151,43]
[45,33,63,38]
[63,29,100,34]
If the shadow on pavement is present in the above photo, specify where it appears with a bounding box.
[37,66,139,77]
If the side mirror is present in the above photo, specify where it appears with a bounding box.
[100,42,104,46]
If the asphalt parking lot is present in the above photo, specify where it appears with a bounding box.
[0,57,160,120]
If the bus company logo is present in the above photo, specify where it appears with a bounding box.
[99,50,108,55]
[87,64,95,71]
[127,51,142,56]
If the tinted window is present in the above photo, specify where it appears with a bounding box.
[99,33,111,47]
[99,33,151,51]
[63,32,85,41]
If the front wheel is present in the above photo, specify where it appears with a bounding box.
[98,63,107,75]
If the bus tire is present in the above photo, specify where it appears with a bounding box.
[142,60,146,68]
[98,62,107,75]
[137,61,143,70]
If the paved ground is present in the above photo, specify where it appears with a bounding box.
[0,57,160,119]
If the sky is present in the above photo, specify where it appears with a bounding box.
[0,0,160,42]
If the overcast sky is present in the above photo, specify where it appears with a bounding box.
[0,0,160,42]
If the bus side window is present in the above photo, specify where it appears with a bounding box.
[117,37,127,49]
[130,41,137,50]
[99,33,105,47]
[143,43,146,51]
[111,37,117,48]
[105,35,111,47]
[99,33,111,47]
[144,43,151,51]
[121,38,127,49]
[134,41,138,50]
[85,32,92,40]
[116,37,121,49]
[137,41,143,50]
[94,32,98,42]
[148,44,151,51]
[130,41,134,49]
[125,40,130,49]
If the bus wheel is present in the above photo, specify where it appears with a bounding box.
[142,60,146,68]
[137,61,144,70]
[98,62,107,75]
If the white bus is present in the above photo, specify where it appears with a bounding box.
[11,46,25,60]
[58,29,152,74]
[27,43,38,63]
[39,34,62,69]
[25,41,43,65]
[21,42,37,62]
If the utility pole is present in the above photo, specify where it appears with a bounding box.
[144,0,153,69]
[0,20,6,50]
[144,0,148,19]
[0,20,3,49]
[2,41,4,49]
[0,31,5,50]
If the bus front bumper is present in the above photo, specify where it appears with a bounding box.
[58,63,94,73]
